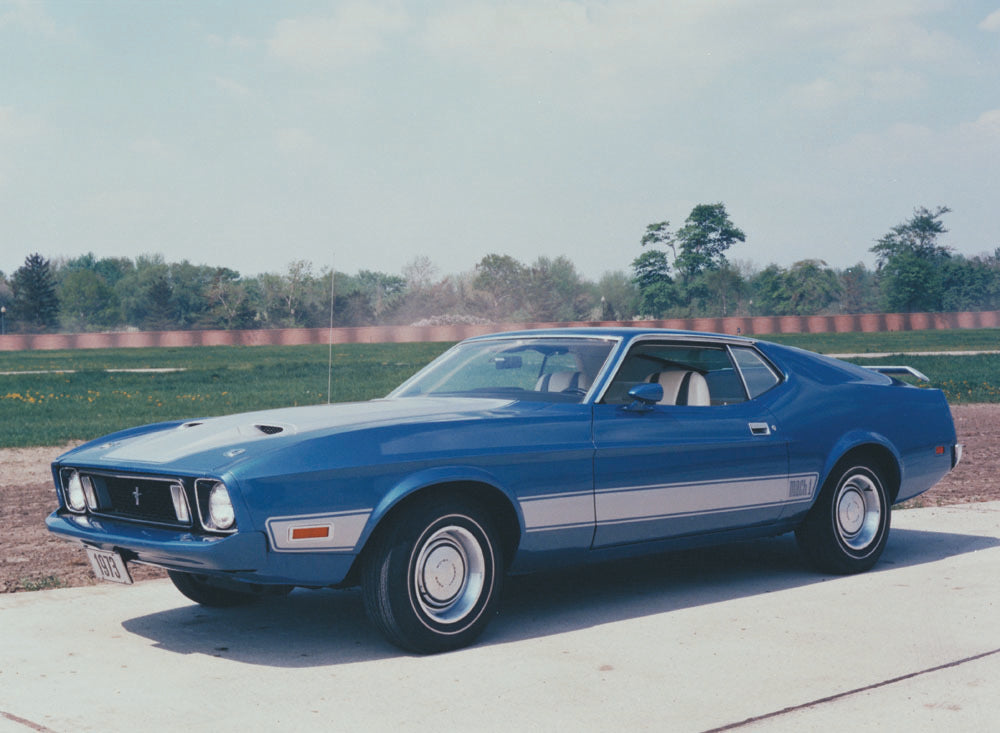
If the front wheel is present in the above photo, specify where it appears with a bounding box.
[795,463,891,574]
[361,498,504,654]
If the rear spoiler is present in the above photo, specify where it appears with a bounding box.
[863,365,929,382]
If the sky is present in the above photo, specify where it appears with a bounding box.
[1,0,999,282]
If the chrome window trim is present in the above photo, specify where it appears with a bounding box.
[725,345,753,402]
[727,344,784,400]
[594,335,782,406]
[595,335,736,405]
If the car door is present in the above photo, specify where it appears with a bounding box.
[591,339,791,547]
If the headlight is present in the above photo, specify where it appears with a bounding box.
[65,470,87,513]
[207,482,236,530]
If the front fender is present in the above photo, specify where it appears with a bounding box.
[357,465,524,550]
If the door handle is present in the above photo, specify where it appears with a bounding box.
[749,422,771,436]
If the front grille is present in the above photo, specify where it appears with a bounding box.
[86,473,192,528]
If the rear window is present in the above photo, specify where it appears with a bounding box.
[730,347,781,398]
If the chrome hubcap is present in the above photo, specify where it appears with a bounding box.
[835,474,882,551]
[413,525,485,624]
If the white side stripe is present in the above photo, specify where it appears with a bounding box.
[521,474,818,533]
[521,490,594,533]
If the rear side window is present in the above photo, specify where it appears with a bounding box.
[731,347,781,398]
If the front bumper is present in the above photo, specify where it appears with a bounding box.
[46,511,357,587]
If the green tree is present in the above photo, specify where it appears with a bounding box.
[597,271,639,321]
[871,206,953,266]
[785,260,842,314]
[208,278,256,329]
[674,203,746,282]
[872,206,953,312]
[524,256,592,322]
[169,261,238,329]
[356,270,407,321]
[879,250,942,312]
[701,262,747,316]
[631,249,675,317]
[117,255,174,330]
[11,253,60,332]
[0,271,14,325]
[59,269,120,330]
[474,254,527,319]
[839,263,880,314]
[750,260,841,316]
[939,254,1000,312]
[640,221,675,257]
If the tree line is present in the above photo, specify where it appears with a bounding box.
[2,204,999,335]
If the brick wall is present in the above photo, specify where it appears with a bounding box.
[2,310,999,351]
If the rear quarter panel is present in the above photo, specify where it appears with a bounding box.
[757,343,956,510]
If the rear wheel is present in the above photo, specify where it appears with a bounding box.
[168,570,290,607]
[361,498,503,654]
[796,463,890,574]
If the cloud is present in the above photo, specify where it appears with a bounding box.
[780,2,966,112]
[979,9,1000,32]
[417,0,757,118]
[830,108,1000,171]
[275,127,322,155]
[787,68,926,110]
[211,75,251,98]
[128,138,172,159]
[0,105,42,140]
[421,1,738,77]
[268,4,408,69]
[205,32,256,51]
[0,0,58,35]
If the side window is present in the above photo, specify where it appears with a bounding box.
[731,347,781,399]
[601,342,744,406]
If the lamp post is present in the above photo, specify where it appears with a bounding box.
[1,305,5,336]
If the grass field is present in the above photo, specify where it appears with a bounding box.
[758,328,1000,354]
[0,343,448,448]
[2,330,998,448]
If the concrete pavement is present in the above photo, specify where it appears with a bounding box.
[2,502,999,732]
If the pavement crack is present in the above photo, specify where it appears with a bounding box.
[0,710,59,733]
[703,646,1000,732]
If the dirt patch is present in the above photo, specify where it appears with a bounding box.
[2,404,998,593]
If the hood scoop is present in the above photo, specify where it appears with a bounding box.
[254,424,285,435]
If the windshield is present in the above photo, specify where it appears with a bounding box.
[389,337,617,403]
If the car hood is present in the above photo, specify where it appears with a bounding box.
[58,397,518,472]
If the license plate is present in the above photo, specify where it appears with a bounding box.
[86,547,134,585]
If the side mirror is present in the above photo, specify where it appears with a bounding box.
[625,382,663,410]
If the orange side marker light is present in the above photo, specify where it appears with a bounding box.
[290,525,331,541]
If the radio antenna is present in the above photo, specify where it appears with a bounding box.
[327,261,336,404]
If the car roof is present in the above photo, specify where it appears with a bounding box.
[464,326,758,346]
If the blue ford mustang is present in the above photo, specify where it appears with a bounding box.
[47,328,960,652]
